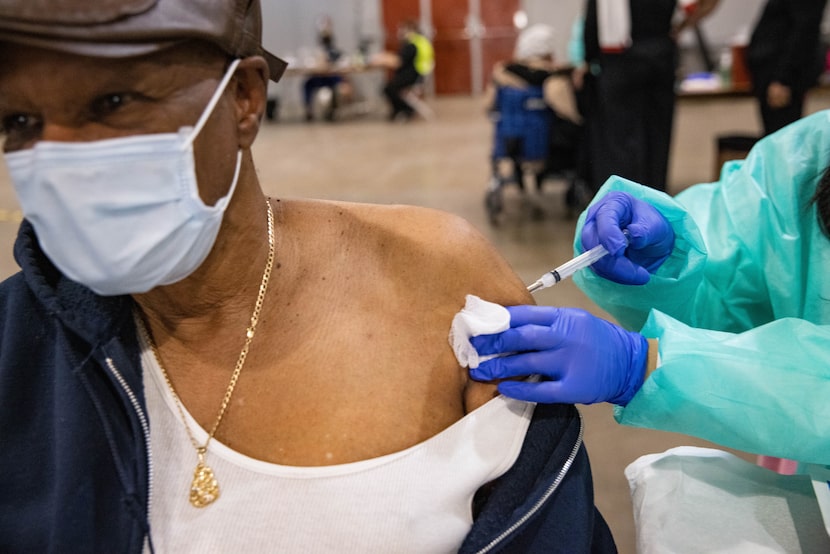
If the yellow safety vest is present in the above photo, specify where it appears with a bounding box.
[407,32,435,76]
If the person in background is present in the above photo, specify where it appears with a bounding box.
[0,0,616,551]
[483,24,584,197]
[468,111,830,546]
[484,24,583,127]
[301,15,352,122]
[378,19,434,121]
[582,0,719,192]
[746,0,828,136]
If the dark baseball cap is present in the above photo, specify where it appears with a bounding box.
[0,0,288,82]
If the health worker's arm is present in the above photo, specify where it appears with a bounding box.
[621,311,830,466]
[575,110,830,334]
[573,110,830,463]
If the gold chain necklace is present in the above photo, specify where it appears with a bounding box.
[137,198,275,508]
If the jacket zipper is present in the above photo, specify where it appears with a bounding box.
[105,357,154,550]
[474,410,585,554]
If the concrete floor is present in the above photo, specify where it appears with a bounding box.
[2,91,830,552]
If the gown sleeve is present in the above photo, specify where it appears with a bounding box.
[572,110,830,463]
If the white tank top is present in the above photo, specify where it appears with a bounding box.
[141,342,533,553]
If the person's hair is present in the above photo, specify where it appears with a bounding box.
[514,24,556,61]
[400,19,419,33]
[814,162,830,236]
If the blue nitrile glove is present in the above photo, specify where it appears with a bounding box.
[582,191,675,285]
[469,305,648,405]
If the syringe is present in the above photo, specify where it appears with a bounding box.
[526,244,610,293]
[527,230,629,293]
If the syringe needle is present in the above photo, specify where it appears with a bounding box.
[527,280,547,293]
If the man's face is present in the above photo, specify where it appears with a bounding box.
[0,41,241,205]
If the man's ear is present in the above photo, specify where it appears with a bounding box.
[232,56,270,149]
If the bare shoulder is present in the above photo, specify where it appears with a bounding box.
[344,202,534,411]
[344,201,532,307]
[281,198,530,306]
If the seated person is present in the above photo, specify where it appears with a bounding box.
[302,16,352,122]
[0,1,614,552]
[483,24,583,193]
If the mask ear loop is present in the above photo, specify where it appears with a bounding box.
[184,58,242,148]
[218,149,244,209]
[184,58,244,209]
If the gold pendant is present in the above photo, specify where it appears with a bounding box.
[189,459,220,508]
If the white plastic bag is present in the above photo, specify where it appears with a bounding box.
[626,447,830,553]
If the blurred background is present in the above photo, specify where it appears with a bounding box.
[260,1,830,118]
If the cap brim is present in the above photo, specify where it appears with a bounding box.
[0,33,288,83]
[0,31,177,58]
[262,49,288,82]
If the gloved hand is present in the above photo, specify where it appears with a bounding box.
[469,305,648,405]
[582,191,675,285]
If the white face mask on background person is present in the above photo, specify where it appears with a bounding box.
[4,58,243,296]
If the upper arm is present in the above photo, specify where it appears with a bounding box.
[543,75,582,124]
[446,221,534,411]
[410,208,532,307]
[393,208,533,410]
[492,64,528,89]
[362,204,532,412]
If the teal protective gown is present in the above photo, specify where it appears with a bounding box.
[573,110,830,466]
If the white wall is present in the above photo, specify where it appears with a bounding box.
[261,0,383,64]
[695,1,766,46]
[519,0,583,61]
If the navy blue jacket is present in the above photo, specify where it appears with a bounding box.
[0,221,616,553]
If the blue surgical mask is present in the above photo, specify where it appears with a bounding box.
[4,59,242,296]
